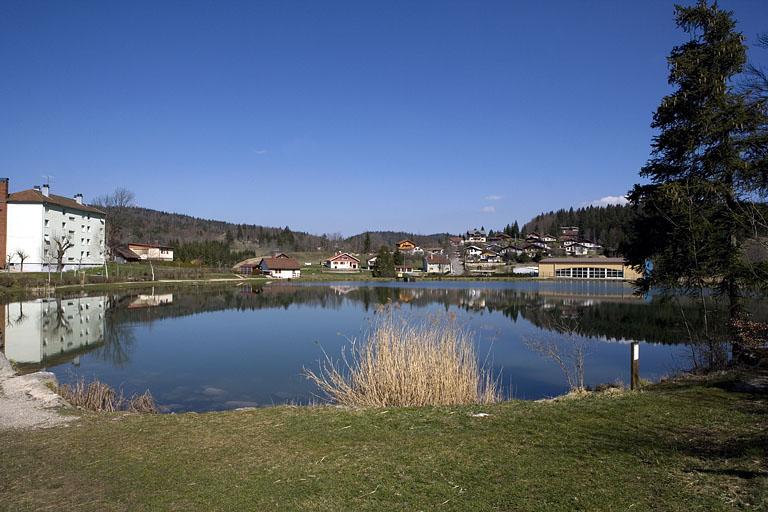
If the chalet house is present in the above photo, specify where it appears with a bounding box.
[423,254,451,274]
[1,180,107,272]
[564,242,589,256]
[464,245,484,258]
[366,256,377,269]
[523,243,550,257]
[527,233,556,244]
[325,252,360,270]
[559,226,580,240]
[465,229,487,244]
[126,242,174,262]
[424,247,444,255]
[479,250,502,263]
[258,254,301,279]
[395,239,422,254]
[487,233,513,244]
[448,236,463,246]
[499,245,523,258]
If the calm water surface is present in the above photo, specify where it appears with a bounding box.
[2,281,712,412]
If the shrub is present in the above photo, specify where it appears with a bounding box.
[305,312,500,407]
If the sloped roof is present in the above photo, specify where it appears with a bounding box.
[327,252,360,262]
[425,254,450,264]
[8,189,105,215]
[259,256,301,270]
[114,246,141,261]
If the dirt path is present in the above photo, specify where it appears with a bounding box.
[0,353,73,430]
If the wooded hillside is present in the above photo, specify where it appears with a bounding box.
[522,204,635,251]
[96,205,452,264]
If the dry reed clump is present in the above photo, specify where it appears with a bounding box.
[304,313,500,407]
[57,378,158,413]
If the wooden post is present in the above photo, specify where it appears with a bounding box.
[630,342,640,390]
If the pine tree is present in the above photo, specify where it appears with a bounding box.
[373,246,395,277]
[625,1,768,325]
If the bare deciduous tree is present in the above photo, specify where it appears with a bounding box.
[92,187,136,248]
[13,249,29,272]
[524,315,590,392]
[52,234,75,272]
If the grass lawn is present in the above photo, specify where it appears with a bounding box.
[1,376,766,511]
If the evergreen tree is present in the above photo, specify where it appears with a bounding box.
[624,2,768,326]
[373,246,395,277]
[363,232,371,254]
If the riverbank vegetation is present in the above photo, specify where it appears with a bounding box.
[305,313,499,407]
[1,373,765,511]
[57,377,158,414]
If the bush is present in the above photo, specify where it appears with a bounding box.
[305,311,500,407]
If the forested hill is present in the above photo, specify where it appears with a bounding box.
[100,206,450,254]
[103,206,329,252]
[344,231,452,253]
[522,204,635,251]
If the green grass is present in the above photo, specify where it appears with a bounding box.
[1,377,765,511]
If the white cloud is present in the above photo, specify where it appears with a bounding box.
[253,149,268,155]
[484,195,502,201]
[481,205,496,213]
[585,195,629,207]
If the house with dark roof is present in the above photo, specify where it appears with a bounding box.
[423,254,452,274]
[1,179,107,271]
[258,255,301,279]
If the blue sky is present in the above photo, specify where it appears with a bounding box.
[2,1,767,236]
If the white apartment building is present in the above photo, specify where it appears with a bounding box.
[1,180,107,272]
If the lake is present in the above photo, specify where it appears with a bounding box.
[1,280,719,412]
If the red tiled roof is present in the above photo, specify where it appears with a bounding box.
[7,189,106,215]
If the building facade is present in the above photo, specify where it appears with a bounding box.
[538,257,642,281]
[126,243,174,261]
[1,180,107,272]
[423,254,451,274]
[325,252,360,270]
[258,255,301,279]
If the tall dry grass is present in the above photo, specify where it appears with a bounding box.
[57,378,158,413]
[305,312,500,407]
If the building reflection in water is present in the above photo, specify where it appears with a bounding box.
[3,296,106,364]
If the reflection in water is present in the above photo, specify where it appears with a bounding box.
[3,297,106,365]
[0,282,755,411]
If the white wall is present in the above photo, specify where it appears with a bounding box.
[7,203,44,271]
[44,205,106,270]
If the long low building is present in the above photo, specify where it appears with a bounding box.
[538,257,642,281]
